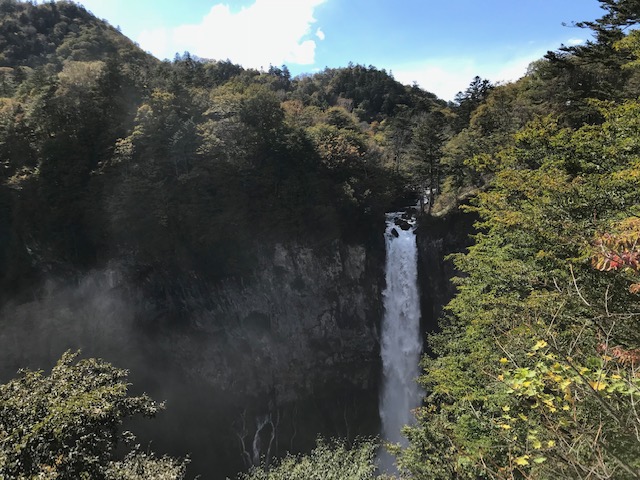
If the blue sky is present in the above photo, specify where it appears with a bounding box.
[68,0,605,100]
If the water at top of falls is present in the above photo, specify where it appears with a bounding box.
[378,211,423,474]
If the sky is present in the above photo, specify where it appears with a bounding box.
[65,0,606,101]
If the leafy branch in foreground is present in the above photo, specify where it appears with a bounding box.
[0,351,186,479]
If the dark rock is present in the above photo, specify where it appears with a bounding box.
[391,228,399,238]
[395,219,411,230]
[416,210,477,347]
[0,239,386,480]
[401,208,416,220]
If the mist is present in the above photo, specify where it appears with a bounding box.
[0,252,382,478]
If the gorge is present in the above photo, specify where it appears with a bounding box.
[0,6,477,475]
[0,209,473,479]
[3,1,640,478]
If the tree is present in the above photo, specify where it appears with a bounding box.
[453,76,493,132]
[0,351,186,479]
[384,105,413,174]
[397,100,640,479]
[410,111,446,214]
[574,0,640,39]
[240,438,381,480]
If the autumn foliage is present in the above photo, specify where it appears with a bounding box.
[592,217,640,294]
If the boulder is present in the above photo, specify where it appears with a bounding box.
[396,219,411,231]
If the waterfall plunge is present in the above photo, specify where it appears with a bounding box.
[378,212,423,473]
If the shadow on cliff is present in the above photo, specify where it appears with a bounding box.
[0,238,386,479]
[416,210,477,353]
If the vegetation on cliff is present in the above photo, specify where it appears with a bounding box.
[241,438,380,480]
[0,0,450,303]
[395,1,640,478]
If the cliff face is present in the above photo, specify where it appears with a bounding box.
[416,211,477,338]
[0,209,475,478]
[0,239,384,478]
[166,241,382,401]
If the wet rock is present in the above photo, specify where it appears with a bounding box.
[401,208,416,220]
[395,219,411,230]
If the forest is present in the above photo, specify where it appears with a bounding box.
[0,0,640,478]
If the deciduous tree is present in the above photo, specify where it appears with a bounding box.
[0,351,186,479]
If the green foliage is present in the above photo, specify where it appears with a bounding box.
[106,451,187,480]
[392,12,640,474]
[0,2,456,290]
[240,438,380,480]
[0,351,186,479]
[398,91,640,478]
[452,76,494,132]
[0,0,151,69]
[5,2,640,479]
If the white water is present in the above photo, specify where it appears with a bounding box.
[378,212,423,473]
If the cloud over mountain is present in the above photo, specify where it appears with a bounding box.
[138,0,327,67]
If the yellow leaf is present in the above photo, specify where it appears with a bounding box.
[547,440,556,448]
[502,405,510,412]
[589,381,607,391]
[515,456,530,466]
[500,357,509,364]
[532,340,548,351]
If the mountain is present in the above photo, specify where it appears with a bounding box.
[0,2,451,478]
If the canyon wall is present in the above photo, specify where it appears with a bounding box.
[0,239,385,478]
[416,210,477,339]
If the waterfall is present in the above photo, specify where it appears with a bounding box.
[378,212,423,473]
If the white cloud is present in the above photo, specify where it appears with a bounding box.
[567,38,585,46]
[392,49,548,101]
[393,63,475,101]
[137,0,327,67]
[137,27,171,57]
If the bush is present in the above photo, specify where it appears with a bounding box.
[0,351,186,479]
[240,438,380,480]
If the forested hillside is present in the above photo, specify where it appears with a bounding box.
[0,1,448,477]
[2,0,640,478]
[395,1,640,478]
[0,0,450,306]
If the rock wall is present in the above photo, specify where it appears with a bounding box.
[0,209,477,478]
[167,241,382,399]
[0,238,385,479]
[416,210,477,339]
